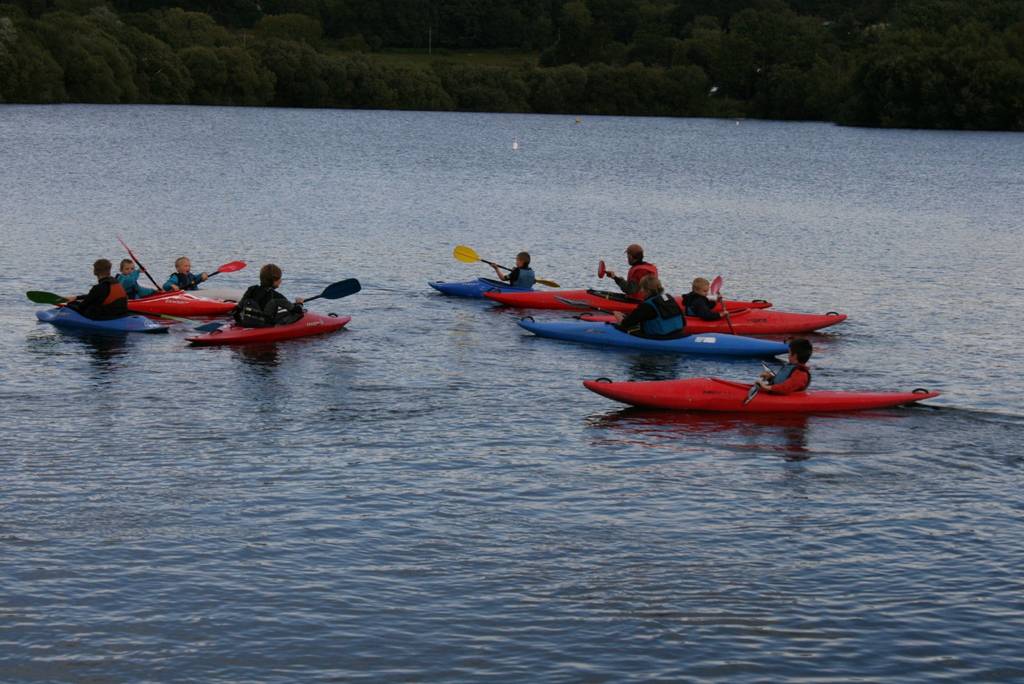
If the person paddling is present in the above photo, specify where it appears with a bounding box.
[682,277,725,320]
[757,339,813,394]
[62,259,129,320]
[163,257,208,291]
[613,275,686,339]
[233,264,305,327]
[116,259,156,299]
[490,251,535,289]
[604,244,657,300]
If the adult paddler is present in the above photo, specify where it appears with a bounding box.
[603,244,658,300]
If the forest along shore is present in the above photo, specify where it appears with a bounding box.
[1,0,1022,131]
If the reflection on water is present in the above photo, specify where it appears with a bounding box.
[234,343,281,369]
[592,409,860,460]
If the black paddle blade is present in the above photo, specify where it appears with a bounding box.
[318,278,361,300]
[554,296,596,310]
[194,321,224,333]
[27,290,65,305]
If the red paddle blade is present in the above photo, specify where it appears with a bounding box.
[597,260,606,278]
[710,275,723,295]
[215,260,247,273]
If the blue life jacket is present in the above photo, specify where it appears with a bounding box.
[511,267,535,289]
[640,293,684,337]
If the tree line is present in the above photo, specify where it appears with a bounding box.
[1,0,1022,130]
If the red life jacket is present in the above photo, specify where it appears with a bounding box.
[626,262,658,299]
[103,279,128,307]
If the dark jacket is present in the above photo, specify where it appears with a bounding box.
[682,292,722,320]
[233,285,303,327]
[69,276,128,320]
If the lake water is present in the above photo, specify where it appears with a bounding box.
[1,105,1022,682]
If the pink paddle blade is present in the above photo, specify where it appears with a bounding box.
[597,260,606,278]
[710,275,723,295]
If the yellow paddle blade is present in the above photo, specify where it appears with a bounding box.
[453,245,480,264]
[536,278,559,288]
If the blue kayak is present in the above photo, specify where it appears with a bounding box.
[517,318,788,357]
[428,277,533,299]
[36,308,169,335]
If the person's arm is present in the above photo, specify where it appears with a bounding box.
[270,291,302,313]
[507,267,522,286]
[163,274,178,291]
[763,368,809,395]
[491,263,508,281]
[74,282,108,310]
[616,302,654,332]
[612,274,640,296]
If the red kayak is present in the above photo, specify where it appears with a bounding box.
[128,291,236,317]
[579,309,846,334]
[187,312,351,345]
[583,377,940,413]
[485,289,772,313]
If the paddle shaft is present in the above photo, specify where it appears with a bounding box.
[117,237,162,292]
[555,297,616,315]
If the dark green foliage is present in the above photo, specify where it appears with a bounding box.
[0,0,1020,130]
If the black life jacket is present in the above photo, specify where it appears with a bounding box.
[234,286,277,327]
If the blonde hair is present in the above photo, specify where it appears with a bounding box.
[692,277,710,290]
[175,256,190,269]
[639,275,663,294]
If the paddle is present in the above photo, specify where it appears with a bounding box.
[302,278,362,303]
[743,362,781,406]
[555,296,616,315]
[597,260,606,278]
[117,235,162,292]
[208,260,246,278]
[709,274,735,334]
[26,291,66,305]
[452,245,559,288]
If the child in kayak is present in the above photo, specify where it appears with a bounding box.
[63,259,129,320]
[163,257,208,291]
[233,264,304,327]
[604,244,658,300]
[490,252,535,289]
[613,276,686,339]
[117,259,156,299]
[682,277,724,320]
[757,339,812,394]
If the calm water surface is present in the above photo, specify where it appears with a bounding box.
[1,105,1023,681]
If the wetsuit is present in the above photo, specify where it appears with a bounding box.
[234,285,304,327]
[682,292,722,320]
[117,270,156,299]
[69,277,128,320]
[763,363,811,395]
[616,292,686,339]
[163,271,203,291]
[612,261,658,300]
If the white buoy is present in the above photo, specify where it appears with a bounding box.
[512,138,519,151]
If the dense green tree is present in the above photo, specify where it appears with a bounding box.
[0,0,1021,130]
[255,12,322,46]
